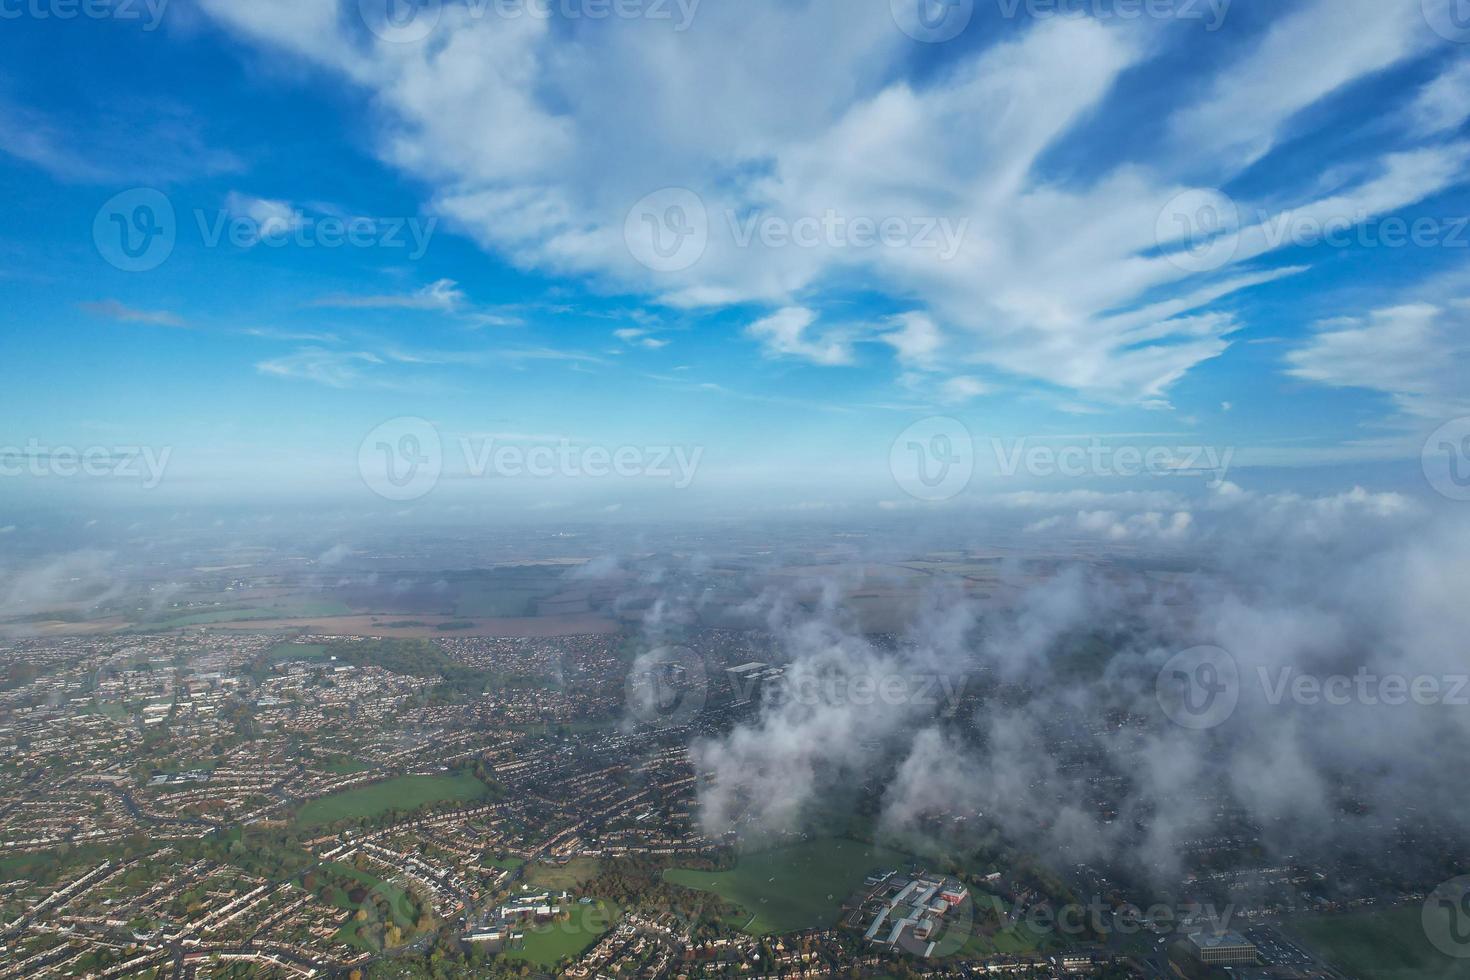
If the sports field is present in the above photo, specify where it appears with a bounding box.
[504,900,620,967]
[294,773,490,828]
[1292,907,1464,980]
[663,837,913,935]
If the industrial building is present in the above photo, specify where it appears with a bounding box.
[1188,930,1260,967]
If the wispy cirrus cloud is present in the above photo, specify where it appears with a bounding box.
[310,277,465,312]
[1287,299,1470,419]
[79,299,186,328]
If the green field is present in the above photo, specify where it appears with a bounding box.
[264,643,333,664]
[295,773,490,828]
[320,756,373,775]
[525,857,602,891]
[486,856,526,871]
[318,862,427,953]
[951,896,1055,959]
[146,600,352,630]
[504,900,620,967]
[663,837,914,935]
[1292,907,1466,980]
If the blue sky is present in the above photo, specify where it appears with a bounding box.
[2,0,1470,519]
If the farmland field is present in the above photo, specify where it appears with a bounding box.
[664,837,913,935]
[294,773,491,828]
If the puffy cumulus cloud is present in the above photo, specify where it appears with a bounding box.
[1001,482,1420,553]
[689,486,1470,883]
[1026,509,1194,543]
[744,307,854,367]
[197,0,1465,404]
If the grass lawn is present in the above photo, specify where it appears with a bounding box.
[148,600,353,630]
[264,643,334,664]
[487,856,527,871]
[295,773,490,828]
[504,900,620,967]
[663,837,914,935]
[320,861,428,953]
[1292,907,1466,980]
[320,756,373,775]
[955,891,1063,957]
[524,857,602,892]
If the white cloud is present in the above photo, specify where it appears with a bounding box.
[224,191,302,242]
[880,312,944,368]
[197,1,1465,405]
[79,299,186,328]
[255,348,390,389]
[312,278,465,312]
[1286,300,1470,418]
[613,327,670,350]
[1169,0,1434,171]
[746,307,854,366]
[1409,58,1470,137]
[939,376,988,404]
